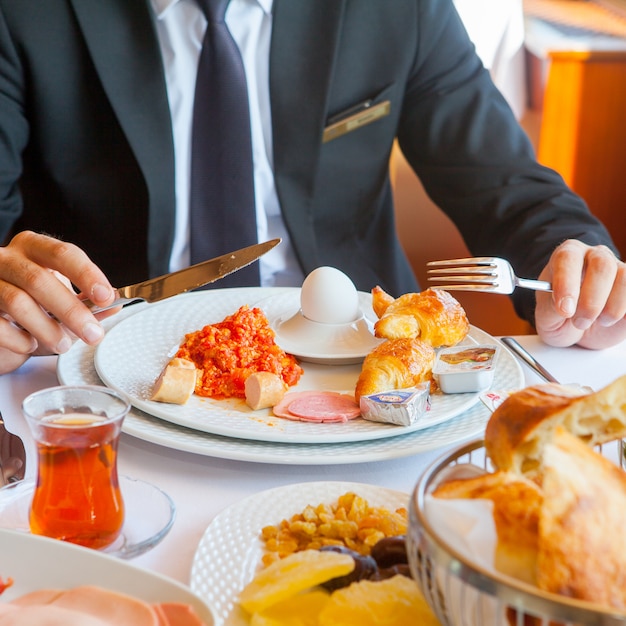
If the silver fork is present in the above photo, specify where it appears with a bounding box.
[426,257,552,294]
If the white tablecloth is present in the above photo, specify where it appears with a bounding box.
[2,331,625,585]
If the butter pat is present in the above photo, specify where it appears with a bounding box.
[359,383,430,426]
[434,344,498,394]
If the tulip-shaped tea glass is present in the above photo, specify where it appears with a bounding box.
[22,385,129,550]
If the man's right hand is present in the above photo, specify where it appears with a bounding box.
[0,231,117,374]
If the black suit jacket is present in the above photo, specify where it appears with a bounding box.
[0,0,615,321]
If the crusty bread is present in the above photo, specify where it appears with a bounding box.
[372,287,469,348]
[354,337,435,401]
[433,470,542,584]
[538,427,626,609]
[433,425,626,613]
[485,375,626,477]
[434,376,626,618]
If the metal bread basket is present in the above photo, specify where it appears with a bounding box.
[408,438,626,626]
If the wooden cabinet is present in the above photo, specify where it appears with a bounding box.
[537,50,626,257]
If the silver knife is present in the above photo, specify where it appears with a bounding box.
[83,239,281,314]
[501,336,594,393]
[500,336,559,383]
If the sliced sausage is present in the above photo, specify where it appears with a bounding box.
[151,358,197,405]
[244,372,287,410]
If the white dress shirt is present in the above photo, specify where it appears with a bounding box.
[150,0,304,286]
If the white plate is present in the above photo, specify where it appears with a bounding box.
[0,475,175,560]
[0,527,215,623]
[258,290,384,364]
[189,481,408,626]
[92,288,504,444]
[57,289,525,464]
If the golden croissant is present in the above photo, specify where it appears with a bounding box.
[372,287,469,347]
[355,337,435,401]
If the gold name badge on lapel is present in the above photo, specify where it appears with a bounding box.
[322,100,391,143]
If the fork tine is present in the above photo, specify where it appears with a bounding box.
[425,282,499,292]
[427,274,497,285]
[427,266,497,277]
[426,257,496,267]
[426,256,550,295]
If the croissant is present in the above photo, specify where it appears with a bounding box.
[372,287,469,348]
[371,285,395,318]
[355,337,435,401]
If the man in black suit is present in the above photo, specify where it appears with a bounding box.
[0,0,624,374]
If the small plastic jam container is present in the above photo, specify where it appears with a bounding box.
[433,344,498,394]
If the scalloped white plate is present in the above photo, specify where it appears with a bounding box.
[58,288,525,464]
[190,481,408,625]
[91,288,517,445]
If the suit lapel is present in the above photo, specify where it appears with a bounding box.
[70,0,175,276]
[270,0,346,269]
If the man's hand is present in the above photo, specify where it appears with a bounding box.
[0,231,117,374]
[535,239,626,349]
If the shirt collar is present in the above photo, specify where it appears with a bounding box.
[150,0,273,19]
[150,0,178,18]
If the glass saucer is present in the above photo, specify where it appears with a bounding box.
[0,475,175,559]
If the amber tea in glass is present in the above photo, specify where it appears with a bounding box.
[22,385,129,550]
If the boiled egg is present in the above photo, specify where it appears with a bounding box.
[300,266,360,324]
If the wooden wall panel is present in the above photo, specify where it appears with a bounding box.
[538,50,626,257]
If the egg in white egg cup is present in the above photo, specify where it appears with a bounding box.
[268,267,383,365]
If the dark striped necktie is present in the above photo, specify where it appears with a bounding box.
[190,0,260,287]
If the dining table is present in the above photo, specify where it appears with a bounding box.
[0,294,625,609]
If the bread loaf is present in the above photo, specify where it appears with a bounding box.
[485,375,626,477]
[538,427,626,609]
[432,375,626,617]
[433,470,542,584]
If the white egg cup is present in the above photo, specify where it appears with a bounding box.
[272,306,383,365]
[261,267,384,364]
